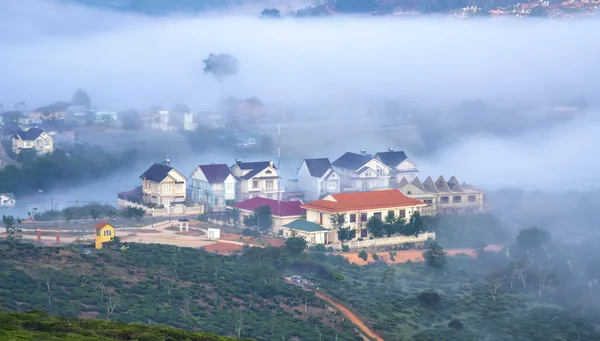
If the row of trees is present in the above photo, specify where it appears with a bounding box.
[329,211,426,243]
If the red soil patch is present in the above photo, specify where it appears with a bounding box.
[341,245,504,265]
[120,229,159,234]
[176,230,205,236]
[201,242,244,255]
[316,292,383,341]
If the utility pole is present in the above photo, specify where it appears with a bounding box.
[277,123,281,232]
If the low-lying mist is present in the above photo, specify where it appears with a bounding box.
[2,0,599,231]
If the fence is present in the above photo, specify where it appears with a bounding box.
[117,199,204,217]
[330,232,436,251]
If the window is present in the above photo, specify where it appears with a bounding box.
[319,213,323,225]
[176,183,184,192]
[362,181,369,190]
[44,139,51,146]
[162,183,172,192]
[96,229,100,236]
[453,196,462,203]
[407,190,412,195]
[227,182,233,191]
[252,180,259,188]
[376,167,382,175]
[349,214,356,223]
[266,180,274,190]
[213,183,222,191]
[328,180,337,189]
[360,213,368,222]
[440,196,449,203]
[468,195,476,203]
[373,212,382,220]
[365,171,371,177]
[424,199,433,205]
[399,210,406,218]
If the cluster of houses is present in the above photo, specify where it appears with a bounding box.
[118,148,484,244]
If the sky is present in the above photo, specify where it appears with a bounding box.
[1,0,600,204]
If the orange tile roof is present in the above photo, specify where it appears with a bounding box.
[301,189,426,213]
[94,222,113,230]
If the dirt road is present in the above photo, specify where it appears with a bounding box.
[316,292,384,341]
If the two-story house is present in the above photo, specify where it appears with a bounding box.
[11,127,54,154]
[229,197,305,234]
[398,175,484,215]
[296,158,340,201]
[231,160,281,201]
[374,148,419,185]
[0,193,16,207]
[301,189,427,243]
[331,150,392,192]
[189,163,236,208]
[140,162,187,206]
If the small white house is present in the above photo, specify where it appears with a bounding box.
[207,228,221,239]
[0,193,16,207]
[296,158,340,201]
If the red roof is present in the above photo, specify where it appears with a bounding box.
[301,189,426,213]
[231,197,305,217]
[94,222,114,230]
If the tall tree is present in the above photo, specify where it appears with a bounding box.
[330,213,353,243]
[367,216,385,238]
[71,89,91,109]
[285,230,307,256]
[404,211,424,237]
[203,53,239,101]
[423,241,447,269]
[3,215,21,245]
[244,206,272,232]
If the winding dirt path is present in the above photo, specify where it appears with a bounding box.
[315,291,384,341]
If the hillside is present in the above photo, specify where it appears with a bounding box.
[0,242,362,340]
[0,310,247,340]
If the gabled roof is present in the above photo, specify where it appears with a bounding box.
[422,176,439,193]
[234,161,277,180]
[230,197,304,217]
[302,158,332,178]
[14,127,45,141]
[0,193,16,200]
[375,151,408,168]
[447,176,463,192]
[435,176,451,192]
[198,164,232,183]
[411,177,427,192]
[283,220,328,232]
[35,101,71,114]
[94,222,114,230]
[140,163,179,183]
[302,189,426,213]
[332,152,372,171]
[398,177,409,188]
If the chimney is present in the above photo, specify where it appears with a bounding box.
[388,147,394,152]
[236,159,242,164]
[165,158,170,166]
[269,161,274,167]
[360,149,367,155]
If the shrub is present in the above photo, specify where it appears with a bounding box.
[313,244,326,252]
[358,250,368,261]
[197,213,209,222]
[332,272,345,281]
[327,246,334,252]
[417,291,441,307]
[448,318,464,330]
[341,244,350,252]
[242,229,261,238]
[371,253,379,261]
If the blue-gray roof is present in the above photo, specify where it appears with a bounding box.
[283,220,328,232]
[332,152,372,171]
[375,151,408,168]
[303,158,331,178]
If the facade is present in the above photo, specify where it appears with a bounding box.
[398,175,485,215]
[229,197,305,234]
[11,127,54,154]
[94,222,116,249]
[0,193,16,207]
[140,162,187,206]
[296,158,341,201]
[281,219,328,244]
[151,110,170,131]
[189,164,236,208]
[301,189,427,243]
[331,151,392,192]
[374,148,419,184]
[230,160,281,201]
[183,112,198,131]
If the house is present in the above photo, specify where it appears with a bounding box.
[11,127,54,154]
[301,189,427,243]
[374,148,419,184]
[140,161,187,206]
[229,197,305,234]
[296,158,340,201]
[398,176,484,215]
[281,220,328,244]
[94,222,116,249]
[1,122,24,140]
[189,163,236,208]
[183,112,198,131]
[0,193,16,207]
[32,101,70,121]
[230,160,281,201]
[150,110,170,131]
[331,150,392,192]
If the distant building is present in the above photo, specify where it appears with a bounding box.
[228,197,305,234]
[140,161,187,206]
[374,148,419,184]
[183,112,198,131]
[397,176,484,214]
[301,189,427,243]
[0,193,16,207]
[296,158,341,201]
[151,110,170,131]
[332,150,392,192]
[12,127,54,154]
[230,160,282,201]
[94,222,116,249]
[188,164,236,208]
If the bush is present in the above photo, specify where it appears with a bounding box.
[417,291,441,307]
[448,318,464,330]
[327,246,334,252]
[197,213,209,222]
[312,244,326,252]
[341,244,350,252]
[242,229,261,238]
[371,253,379,261]
[358,250,368,261]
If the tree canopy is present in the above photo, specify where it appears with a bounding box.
[71,89,91,109]
[203,53,239,84]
